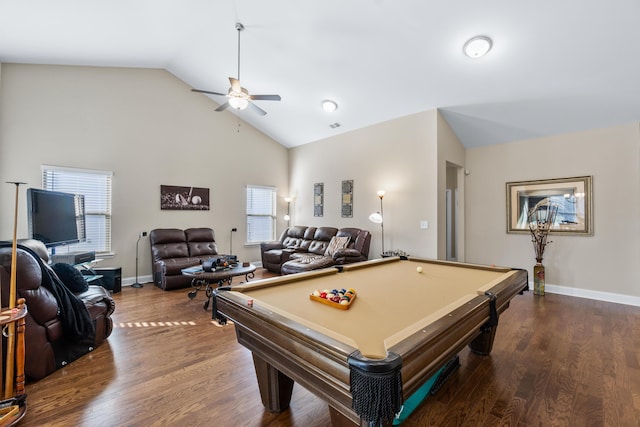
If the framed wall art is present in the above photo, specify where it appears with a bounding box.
[160,185,210,211]
[506,176,593,235]
[314,183,324,217]
[341,180,353,218]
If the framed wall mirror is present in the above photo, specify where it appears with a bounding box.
[506,176,593,235]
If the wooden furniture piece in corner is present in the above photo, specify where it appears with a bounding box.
[0,298,27,426]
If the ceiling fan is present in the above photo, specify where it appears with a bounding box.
[191,22,281,116]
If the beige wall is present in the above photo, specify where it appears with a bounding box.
[0,63,289,283]
[289,110,450,259]
[2,63,637,301]
[465,122,640,299]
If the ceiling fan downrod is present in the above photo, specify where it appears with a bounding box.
[235,22,244,82]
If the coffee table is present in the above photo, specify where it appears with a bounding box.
[183,263,257,312]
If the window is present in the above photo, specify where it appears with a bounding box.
[246,185,276,243]
[42,165,113,254]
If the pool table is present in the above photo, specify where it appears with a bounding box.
[213,257,528,426]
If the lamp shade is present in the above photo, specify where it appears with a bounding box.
[369,212,383,224]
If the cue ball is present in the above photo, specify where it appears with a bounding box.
[416,267,423,273]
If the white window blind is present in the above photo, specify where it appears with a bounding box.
[246,185,276,243]
[42,165,113,254]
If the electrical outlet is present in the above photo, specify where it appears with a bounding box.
[419,221,429,229]
[231,228,237,232]
[140,231,148,237]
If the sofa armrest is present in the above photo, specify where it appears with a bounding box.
[78,285,116,316]
[260,241,285,252]
[152,260,167,287]
[333,248,367,264]
[281,248,295,263]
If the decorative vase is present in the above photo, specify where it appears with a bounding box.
[533,259,545,296]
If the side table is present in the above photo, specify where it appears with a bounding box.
[182,263,257,312]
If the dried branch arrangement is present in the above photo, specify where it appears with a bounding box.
[527,200,559,261]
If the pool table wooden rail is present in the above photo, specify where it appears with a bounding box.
[214,259,528,426]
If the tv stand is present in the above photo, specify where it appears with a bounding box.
[51,251,95,265]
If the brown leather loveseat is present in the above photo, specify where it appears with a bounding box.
[149,228,219,290]
[0,240,115,381]
[260,226,371,275]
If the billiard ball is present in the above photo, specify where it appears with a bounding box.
[416,266,423,273]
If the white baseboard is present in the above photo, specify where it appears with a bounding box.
[123,274,153,287]
[535,281,640,307]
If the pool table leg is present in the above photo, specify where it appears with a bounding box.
[468,323,497,355]
[469,292,500,355]
[252,354,295,412]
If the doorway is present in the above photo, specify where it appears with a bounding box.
[445,162,462,262]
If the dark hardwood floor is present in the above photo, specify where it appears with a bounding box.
[18,269,640,426]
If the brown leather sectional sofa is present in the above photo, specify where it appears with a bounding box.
[0,239,115,380]
[149,228,219,290]
[260,226,371,274]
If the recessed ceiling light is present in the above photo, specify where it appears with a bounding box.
[463,36,492,58]
[321,100,338,112]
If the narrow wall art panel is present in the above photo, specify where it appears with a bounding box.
[314,183,324,217]
[341,180,353,218]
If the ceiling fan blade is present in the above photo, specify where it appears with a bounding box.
[229,77,241,92]
[250,94,281,101]
[191,88,227,97]
[215,102,231,112]
[247,101,267,116]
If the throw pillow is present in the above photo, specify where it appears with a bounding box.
[324,236,350,257]
[52,263,89,293]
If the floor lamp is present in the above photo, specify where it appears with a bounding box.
[369,190,385,256]
[132,231,147,288]
[284,197,292,226]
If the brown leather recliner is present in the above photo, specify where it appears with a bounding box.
[149,228,219,290]
[260,226,320,273]
[0,239,115,381]
[260,226,371,275]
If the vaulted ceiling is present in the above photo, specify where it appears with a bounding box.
[2,1,639,148]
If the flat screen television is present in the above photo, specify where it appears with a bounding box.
[27,188,86,248]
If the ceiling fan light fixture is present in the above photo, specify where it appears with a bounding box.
[228,85,250,109]
[321,99,338,112]
[463,36,492,58]
[228,96,249,110]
